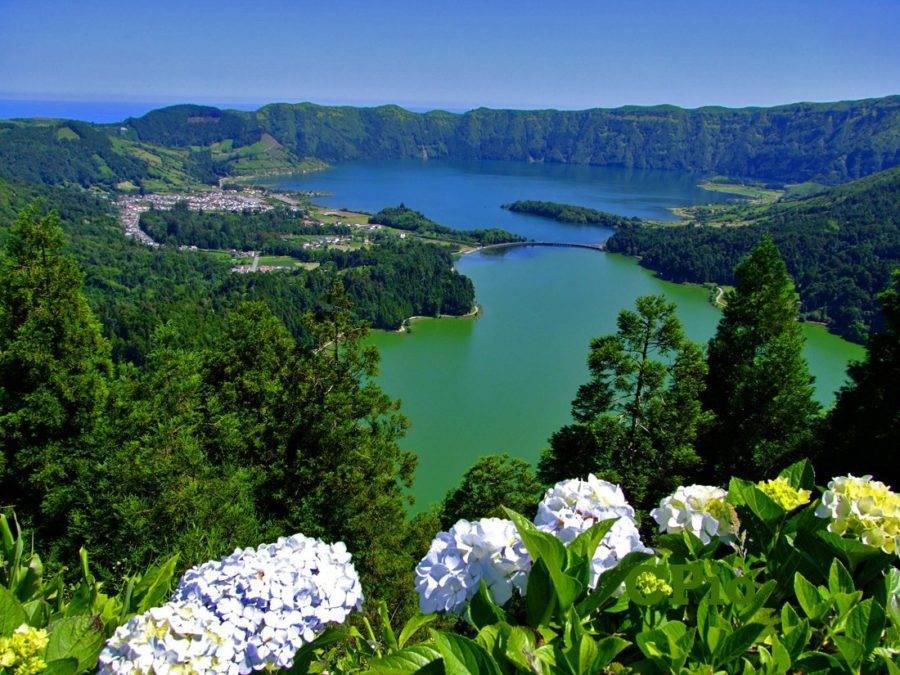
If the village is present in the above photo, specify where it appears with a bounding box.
[116,189,386,273]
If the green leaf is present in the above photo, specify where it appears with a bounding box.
[504,508,581,611]
[131,555,179,614]
[793,573,827,620]
[504,626,540,672]
[0,586,29,634]
[45,616,105,672]
[575,634,599,674]
[289,625,350,673]
[431,629,503,675]
[567,519,617,566]
[577,551,651,615]
[794,651,843,674]
[377,601,399,652]
[833,635,864,670]
[712,623,765,667]
[526,558,556,627]
[828,558,855,596]
[737,578,777,623]
[594,636,629,669]
[778,459,815,490]
[363,645,443,674]
[469,580,507,629]
[845,597,885,655]
[397,613,437,649]
[40,658,79,675]
[780,619,811,661]
[728,477,784,523]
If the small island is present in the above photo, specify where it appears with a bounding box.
[501,199,641,226]
[370,204,526,246]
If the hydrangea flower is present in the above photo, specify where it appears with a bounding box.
[0,625,48,675]
[815,475,899,555]
[172,534,363,672]
[535,475,651,586]
[415,518,530,613]
[650,484,738,544]
[98,601,242,674]
[757,476,811,511]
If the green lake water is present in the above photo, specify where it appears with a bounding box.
[267,161,866,510]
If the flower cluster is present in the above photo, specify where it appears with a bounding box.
[99,601,241,674]
[173,534,363,671]
[0,625,48,675]
[815,475,900,555]
[415,518,530,614]
[633,571,673,598]
[100,533,362,674]
[757,477,811,511]
[650,484,738,545]
[535,475,651,586]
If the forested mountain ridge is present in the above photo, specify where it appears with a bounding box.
[606,166,900,342]
[121,96,900,183]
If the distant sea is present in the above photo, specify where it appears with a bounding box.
[0,98,469,123]
[0,99,264,123]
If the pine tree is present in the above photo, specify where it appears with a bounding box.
[440,454,543,527]
[700,237,820,481]
[816,271,899,487]
[539,295,708,509]
[0,204,111,533]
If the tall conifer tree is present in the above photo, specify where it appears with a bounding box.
[539,295,708,509]
[816,271,899,486]
[0,204,111,532]
[700,237,820,481]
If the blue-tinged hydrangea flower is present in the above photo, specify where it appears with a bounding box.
[173,534,363,672]
[815,474,899,555]
[98,600,242,674]
[650,484,737,544]
[534,475,651,586]
[415,518,530,614]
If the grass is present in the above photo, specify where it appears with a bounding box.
[698,179,782,203]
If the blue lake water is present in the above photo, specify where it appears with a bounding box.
[265,161,864,508]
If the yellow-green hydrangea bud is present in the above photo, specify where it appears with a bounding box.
[757,477,811,511]
[633,571,673,597]
[815,475,900,556]
[0,625,48,675]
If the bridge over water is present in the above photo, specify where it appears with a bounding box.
[464,241,606,255]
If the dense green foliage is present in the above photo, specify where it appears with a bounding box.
[539,296,708,510]
[0,181,474,363]
[139,201,319,249]
[502,200,640,227]
[439,454,543,528]
[816,270,900,487]
[699,239,821,482]
[369,204,525,245]
[125,97,900,184]
[356,461,899,675]
[607,167,900,342]
[0,121,149,188]
[0,212,419,613]
[0,512,181,674]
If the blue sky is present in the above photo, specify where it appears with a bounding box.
[1,0,898,110]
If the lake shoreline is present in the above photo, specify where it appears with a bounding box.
[389,303,481,334]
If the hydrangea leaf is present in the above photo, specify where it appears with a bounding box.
[0,586,29,635]
[431,629,503,675]
[45,616,104,672]
[777,459,815,490]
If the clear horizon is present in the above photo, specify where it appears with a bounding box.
[2,1,899,111]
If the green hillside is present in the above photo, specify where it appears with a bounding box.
[606,167,900,342]
[123,96,900,184]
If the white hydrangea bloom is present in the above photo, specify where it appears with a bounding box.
[815,475,899,555]
[650,484,736,544]
[415,518,530,613]
[535,475,651,586]
[173,534,363,672]
[98,600,242,674]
